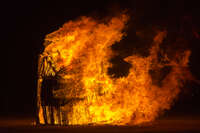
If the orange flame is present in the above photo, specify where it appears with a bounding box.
[40,13,192,125]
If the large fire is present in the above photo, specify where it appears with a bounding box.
[37,13,192,125]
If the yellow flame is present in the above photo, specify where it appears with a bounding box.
[41,13,192,125]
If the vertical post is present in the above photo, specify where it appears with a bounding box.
[37,54,45,124]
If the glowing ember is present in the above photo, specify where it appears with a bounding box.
[37,13,192,125]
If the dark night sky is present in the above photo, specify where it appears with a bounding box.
[3,0,200,118]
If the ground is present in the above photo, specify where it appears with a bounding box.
[0,114,200,133]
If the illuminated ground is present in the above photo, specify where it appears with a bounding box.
[0,114,200,133]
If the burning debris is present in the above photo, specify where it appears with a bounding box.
[37,13,192,125]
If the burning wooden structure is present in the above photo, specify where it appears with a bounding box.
[37,13,192,125]
[37,54,68,125]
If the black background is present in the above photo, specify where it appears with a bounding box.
[3,0,200,119]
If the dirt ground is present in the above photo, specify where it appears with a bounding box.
[0,114,200,133]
